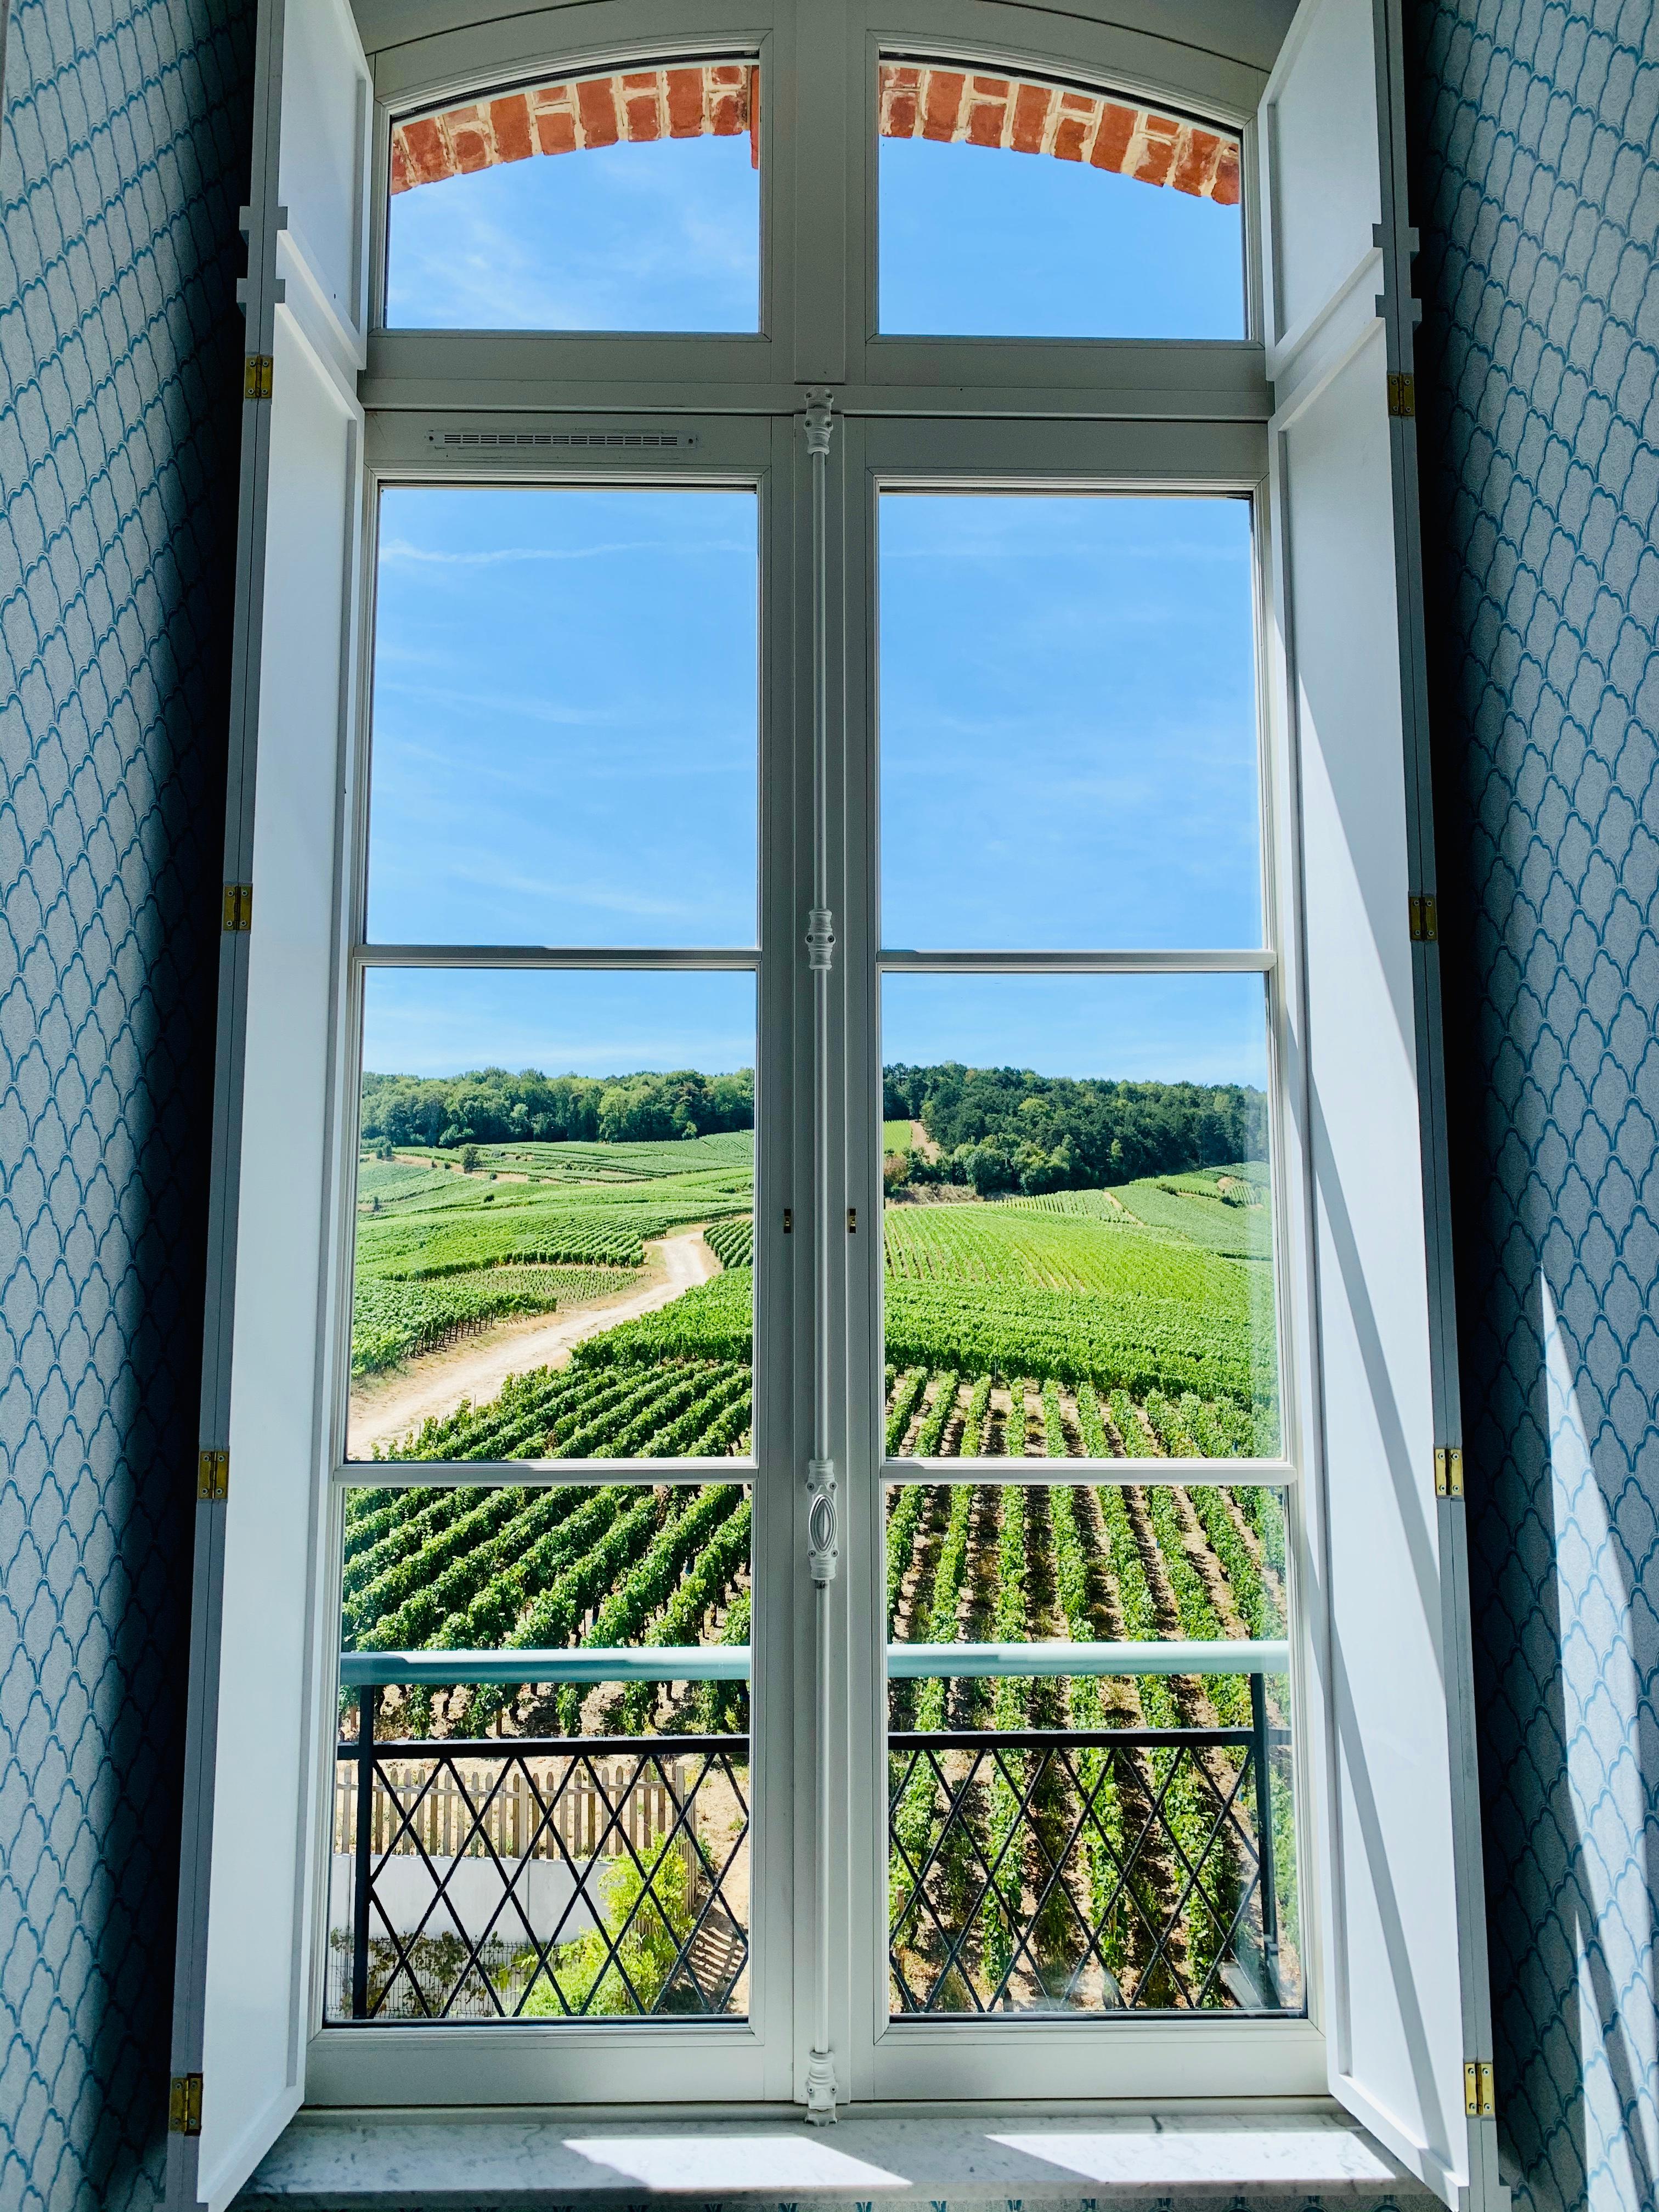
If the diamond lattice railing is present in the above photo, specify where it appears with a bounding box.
[888,1725,1291,2017]
[329,1733,750,2022]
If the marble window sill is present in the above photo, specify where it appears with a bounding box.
[236,2105,1435,2210]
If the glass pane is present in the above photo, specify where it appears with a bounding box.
[347,969,755,1462]
[328,1477,751,2021]
[367,487,757,948]
[388,63,760,331]
[881,974,1279,1454]
[878,64,1243,338]
[880,493,1261,951]
[885,1478,1299,2015]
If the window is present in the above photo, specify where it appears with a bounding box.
[386,63,761,331]
[176,4,1503,2208]
[876,64,1245,337]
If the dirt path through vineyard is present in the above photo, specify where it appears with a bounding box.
[347,1231,720,1457]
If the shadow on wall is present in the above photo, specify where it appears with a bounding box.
[1476,1275,1659,2212]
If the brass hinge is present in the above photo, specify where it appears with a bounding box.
[1409,893,1438,943]
[1387,370,1416,417]
[782,1208,793,1233]
[847,1207,857,1234]
[222,883,253,932]
[1435,1446,1464,1499]
[197,1449,229,1502]
[168,2073,204,2135]
[244,353,273,401]
[1464,2059,1495,2118]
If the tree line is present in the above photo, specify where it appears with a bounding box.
[359,1059,1265,1192]
[360,1066,755,1149]
[882,1062,1267,1196]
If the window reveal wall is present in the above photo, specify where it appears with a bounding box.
[1410,5,1659,2211]
[0,1,251,2210]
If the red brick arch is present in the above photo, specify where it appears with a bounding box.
[391,59,1239,206]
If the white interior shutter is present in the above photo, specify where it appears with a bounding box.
[167,0,368,2203]
[1260,4,1504,2209]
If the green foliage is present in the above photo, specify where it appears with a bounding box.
[911,1372,961,1459]
[698,1587,751,1732]
[884,1277,1262,1414]
[882,1200,1277,1435]
[1139,1484,1249,1728]
[882,1063,1266,1193]
[573,1267,754,1370]
[884,1368,929,1455]
[349,1132,752,1375]
[362,1065,753,1151]
[352,1265,639,1378]
[517,1834,701,2017]
[885,1484,929,1633]
[703,1216,754,1269]
[958,1373,994,1455]
[1111,1176,1273,1260]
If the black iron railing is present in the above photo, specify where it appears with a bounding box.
[888,1681,1291,2016]
[331,1644,1292,2025]
[330,1703,749,2023]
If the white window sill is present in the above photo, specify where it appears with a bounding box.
[236,2103,1434,2208]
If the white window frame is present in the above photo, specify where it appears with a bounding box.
[169,3,1504,2208]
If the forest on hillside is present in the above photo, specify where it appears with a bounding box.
[358,1060,1265,1199]
[360,1066,756,1149]
[883,1063,1267,1195]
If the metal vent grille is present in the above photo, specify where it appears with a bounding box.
[426,430,699,450]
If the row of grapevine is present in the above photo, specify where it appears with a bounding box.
[703,1216,754,1269]
[882,1455,1298,2010]
[352,1263,638,1378]
[881,1364,1269,1462]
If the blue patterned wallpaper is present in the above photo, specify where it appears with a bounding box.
[0,0,249,2206]
[1409,2,1659,2209]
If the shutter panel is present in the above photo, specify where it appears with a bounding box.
[1259,4,1504,2208]
[167,0,368,2203]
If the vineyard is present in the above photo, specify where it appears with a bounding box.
[341,1369,1295,2012]
[350,1094,1278,1446]
[351,1136,753,1374]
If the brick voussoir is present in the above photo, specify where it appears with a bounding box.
[390,57,1238,206]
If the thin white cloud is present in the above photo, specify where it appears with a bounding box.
[379,537,751,567]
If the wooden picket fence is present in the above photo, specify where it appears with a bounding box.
[333,1754,689,1864]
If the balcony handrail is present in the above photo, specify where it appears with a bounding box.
[339,1637,1290,1689]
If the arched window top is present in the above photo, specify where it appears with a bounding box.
[380,46,1245,340]
[387,57,1235,208]
[390,61,759,194]
[877,63,1239,206]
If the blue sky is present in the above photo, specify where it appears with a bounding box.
[368,488,757,949]
[365,487,1266,1087]
[880,494,1261,952]
[882,974,1268,1090]
[369,134,1261,1091]
[879,136,1243,338]
[387,135,759,331]
[362,969,755,1080]
[362,969,1266,1090]
[383,116,1241,340]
